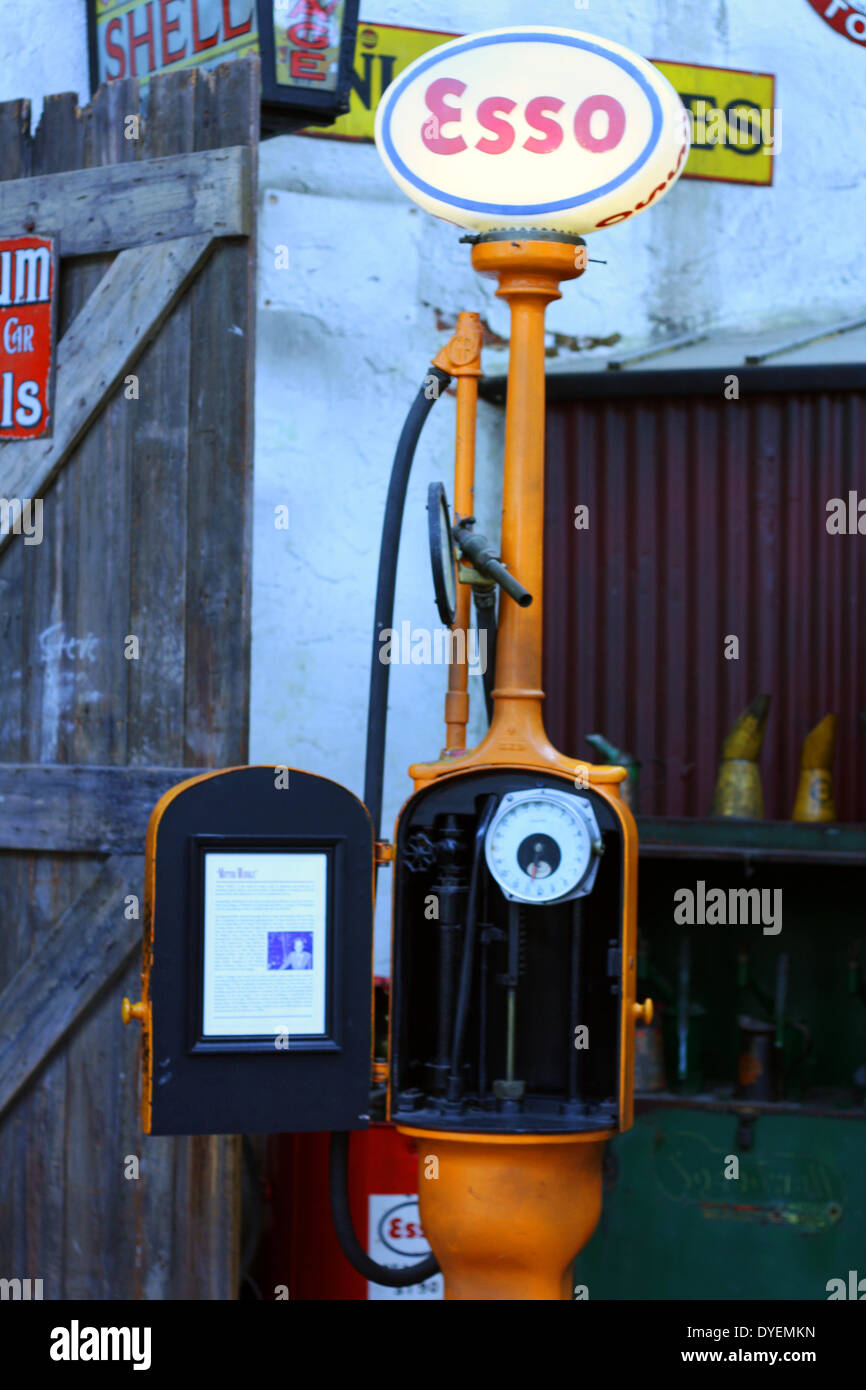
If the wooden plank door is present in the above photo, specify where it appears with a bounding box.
[0,57,258,1299]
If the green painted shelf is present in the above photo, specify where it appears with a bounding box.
[634,1087,866,1121]
[635,817,866,865]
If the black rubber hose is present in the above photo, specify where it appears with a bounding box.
[330,368,450,1290]
[329,1132,440,1288]
[363,366,452,840]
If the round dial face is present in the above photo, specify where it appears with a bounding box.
[485,790,595,904]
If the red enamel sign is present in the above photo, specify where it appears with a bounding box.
[806,0,866,45]
[0,234,57,440]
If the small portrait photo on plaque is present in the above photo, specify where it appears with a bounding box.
[268,931,313,971]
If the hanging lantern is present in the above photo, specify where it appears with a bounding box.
[258,0,360,127]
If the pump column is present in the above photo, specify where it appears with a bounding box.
[469,234,585,762]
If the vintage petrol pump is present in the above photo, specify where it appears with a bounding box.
[386,237,642,1302]
[372,27,690,1299]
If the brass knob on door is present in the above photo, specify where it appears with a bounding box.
[122,998,146,1026]
[632,998,653,1026]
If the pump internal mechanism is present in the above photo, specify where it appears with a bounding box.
[391,768,626,1134]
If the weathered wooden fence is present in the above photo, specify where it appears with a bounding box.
[0,56,259,1298]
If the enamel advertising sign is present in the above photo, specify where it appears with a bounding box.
[806,0,866,45]
[374,26,690,234]
[90,0,257,85]
[0,235,57,440]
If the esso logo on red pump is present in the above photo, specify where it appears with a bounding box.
[375,26,690,234]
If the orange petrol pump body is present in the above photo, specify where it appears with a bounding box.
[388,238,647,1300]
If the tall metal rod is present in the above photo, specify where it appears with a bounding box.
[505,902,520,1082]
[478,861,491,1103]
[448,796,498,1100]
[432,815,465,1094]
[568,900,583,1102]
[433,313,483,752]
[479,932,489,1101]
[436,924,458,1090]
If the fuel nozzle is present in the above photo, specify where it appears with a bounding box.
[710,694,770,819]
[791,713,837,822]
[454,517,533,608]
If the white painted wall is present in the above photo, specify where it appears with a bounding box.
[0,5,89,128]
[2,2,864,970]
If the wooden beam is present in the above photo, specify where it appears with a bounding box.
[0,233,214,549]
[0,145,251,255]
[0,764,191,851]
[0,854,142,1119]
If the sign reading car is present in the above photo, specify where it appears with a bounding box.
[374,26,690,234]
[0,234,57,440]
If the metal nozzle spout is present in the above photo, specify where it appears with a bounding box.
[792,713,837,822]
[454,520,533,607]
[710,694,771,819]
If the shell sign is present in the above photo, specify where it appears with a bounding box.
[374,26,690,234]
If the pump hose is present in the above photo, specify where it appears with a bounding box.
[363,366,452,837]
[329,368,451,1289]
[329,1132,440,1288]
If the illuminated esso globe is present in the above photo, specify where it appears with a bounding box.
[374,26,690,235]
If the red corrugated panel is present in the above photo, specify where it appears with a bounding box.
[543,389,866,821]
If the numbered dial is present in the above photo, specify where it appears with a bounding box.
[484,789,603,905]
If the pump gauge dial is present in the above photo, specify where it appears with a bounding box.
[484,788,603,905]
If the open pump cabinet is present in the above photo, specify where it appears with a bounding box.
[389,765,639,1138]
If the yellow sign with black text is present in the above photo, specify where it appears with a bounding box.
[302,24,776,187]
[659,60,776,185]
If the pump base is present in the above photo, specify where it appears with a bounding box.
[399,1127,606,1300]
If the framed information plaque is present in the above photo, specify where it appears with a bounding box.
[199,847,329,1042]
[140,765,374,1135]
[193,841,334,1049]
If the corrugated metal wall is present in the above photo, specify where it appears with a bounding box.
[543,387,866,821]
